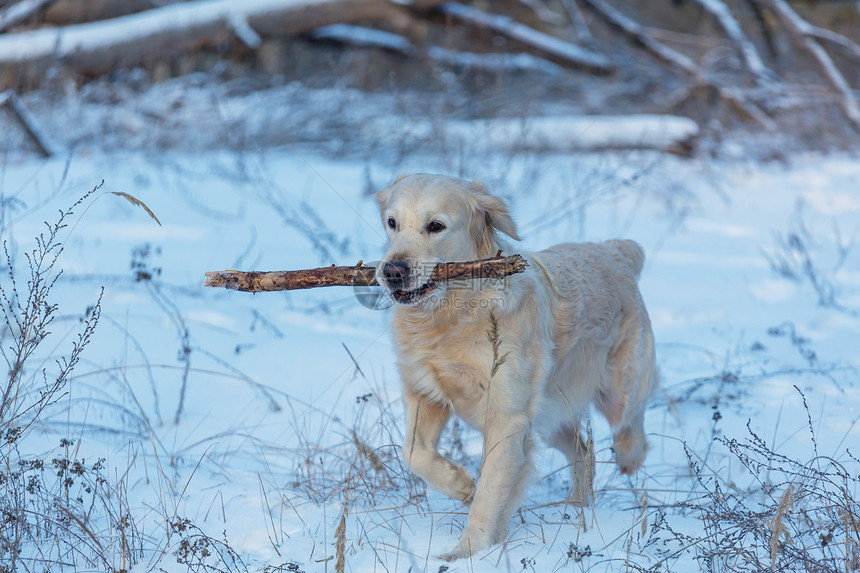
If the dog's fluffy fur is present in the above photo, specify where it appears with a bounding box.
[375,174,657,560]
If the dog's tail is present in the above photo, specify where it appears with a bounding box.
[609,239,646,280]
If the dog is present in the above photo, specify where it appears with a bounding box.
[375,173,657,560]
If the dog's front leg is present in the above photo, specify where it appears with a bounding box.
[439,415,532,561]
[402,390,476,502]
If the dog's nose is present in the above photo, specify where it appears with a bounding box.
[382,261,410,290]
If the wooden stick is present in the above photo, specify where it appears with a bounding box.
[204,254,528,293]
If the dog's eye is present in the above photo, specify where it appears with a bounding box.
[387,217,396,230]
[427,221,446,234]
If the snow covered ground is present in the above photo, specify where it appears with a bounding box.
[2,138,858,571]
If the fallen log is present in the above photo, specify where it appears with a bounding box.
[0,0,441,88]
[363,114,700,155]
[204,254,528,293]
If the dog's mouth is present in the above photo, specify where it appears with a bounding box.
[391,281,437,304]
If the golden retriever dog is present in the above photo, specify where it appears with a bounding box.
[375,173,657,560]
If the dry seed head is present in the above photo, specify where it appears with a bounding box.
[111,192,162,226]
[768,483,795,571]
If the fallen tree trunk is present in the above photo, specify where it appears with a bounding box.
[204,254,528,293]
[363,114,700,154]
[0,0,437,86]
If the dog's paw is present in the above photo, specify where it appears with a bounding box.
[436,461,476,503]
[615,445,646,475]
[455,478,477,504]
[613,430,648,476]
[438,546,469,562]
[437,529,494,561]
[566,487,593,508]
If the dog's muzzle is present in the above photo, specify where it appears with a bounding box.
[380,260,436,304]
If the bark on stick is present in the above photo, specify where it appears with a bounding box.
[204,254,528,293]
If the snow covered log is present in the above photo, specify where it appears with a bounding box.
[204,254,528,293]
[366,114,700,154]
[0,0,439,85]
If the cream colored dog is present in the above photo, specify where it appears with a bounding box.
[375,174,657,560]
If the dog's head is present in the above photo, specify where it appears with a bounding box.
[375,174,519,306]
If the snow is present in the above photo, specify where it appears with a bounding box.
[2,129,859,571]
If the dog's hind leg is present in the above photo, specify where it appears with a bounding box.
[595,304,657,476]
[548,415,594,506]
[402,390,476,502]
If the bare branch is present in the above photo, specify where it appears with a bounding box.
[203,254,528,293]
[805,26,860,64]
[516,0,567,27]
[439,2,612,74]
[583,0,775,129]
[753,0,860,129]
[581,0,699,76]
[559,0,593,43]
[692,0,774,83]
[311,24,565,74]
[0,0,56,33]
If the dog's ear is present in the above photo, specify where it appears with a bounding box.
[469,181,520,242]
[375,174,408,212]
